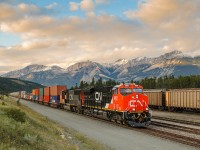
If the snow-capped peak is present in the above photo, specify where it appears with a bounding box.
[159,50,184,59]
[114,59,128,65]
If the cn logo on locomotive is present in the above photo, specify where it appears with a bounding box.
[129,100,144,107]
[95,92,102,101]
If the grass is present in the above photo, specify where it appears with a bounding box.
[0,96,112,150]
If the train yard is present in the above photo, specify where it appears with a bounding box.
[14,96,200,149]
[12,98,199,150]
[70,108,200,148]
[80,110,200,148]
[9,85,200,149]
[83,112,200,148]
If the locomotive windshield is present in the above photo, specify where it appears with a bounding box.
[133,88,143,93]
[120,88,132,95]
[120,88,143,95]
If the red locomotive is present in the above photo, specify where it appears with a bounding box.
[61,83,151,127]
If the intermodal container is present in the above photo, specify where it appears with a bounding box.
[32,95,36,101]
[32,89,36,95]
[44,87,50,103]
[50,95,60,104]
[39,88,44,101]
[35,89,39,101]
[20,91,26,98]
[50,85,67,96]
[28,94,31,100]
[35,89,39,95]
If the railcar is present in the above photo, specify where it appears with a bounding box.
[144,89,165,110]
[166,89,200,111]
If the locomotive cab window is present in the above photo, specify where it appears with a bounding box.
[120,88,133,95]
[133,88,143,93]
[112,88,118,94]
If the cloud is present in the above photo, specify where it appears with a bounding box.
[69,0,95,12]
[19,38,68,50]
[0,3,42,22]
[95,0,109,4]
[80,0,95,11]
[123,0,200,52]
[0,3,20,21]
[123,10,136,20]
[18,3,39,12]
[45,2,57,9]
[69,2,79,11]
[85,11,95,17]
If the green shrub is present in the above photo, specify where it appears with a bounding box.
[6,108,26,123]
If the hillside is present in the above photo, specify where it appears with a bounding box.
[0,97,110,149]
[0,77,44,94]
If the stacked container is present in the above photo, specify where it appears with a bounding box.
[30,94,33,101]
[39,88,44,102]
[35,89,39,101]
[32,89,36,101]
[32,89,39,101]
[20,91,26,99]
[50,85,67,106]
[27,94,31,100]
[44,87,51,104]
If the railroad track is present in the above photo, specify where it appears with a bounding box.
[82,113,200,148]
[153,116,200,126]
[21,99,200,148]
[145,128,200,148]
[151,121,200,135]
[63,110,200,148]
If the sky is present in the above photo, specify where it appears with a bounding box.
[0,0,200,74]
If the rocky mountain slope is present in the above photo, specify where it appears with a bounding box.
[1,51,200,87]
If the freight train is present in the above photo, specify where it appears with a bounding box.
[144,89,200,112]
[10,83,152,127]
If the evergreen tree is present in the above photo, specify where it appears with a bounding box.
[90,77,95,86]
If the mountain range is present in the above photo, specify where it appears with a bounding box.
[1,51,200,87]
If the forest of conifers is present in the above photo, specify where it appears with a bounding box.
[77,75,200,89]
